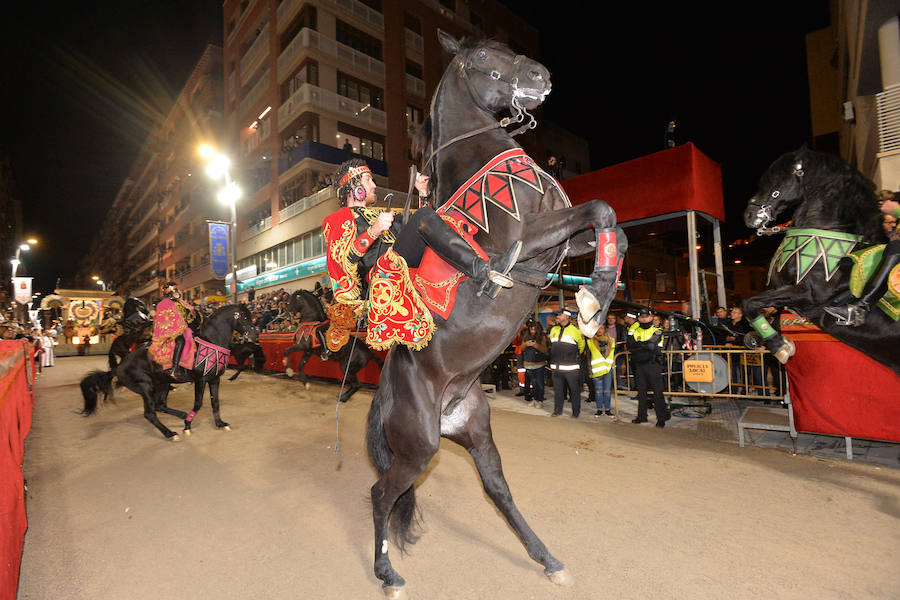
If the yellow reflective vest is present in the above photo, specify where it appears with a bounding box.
[586,334,615,377]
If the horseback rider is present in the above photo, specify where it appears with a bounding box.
[322,159,522,311]
[824,192,900,326]
[148,281,198,377]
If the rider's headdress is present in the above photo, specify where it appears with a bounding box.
[334,159,372,207]
[162,281,179,297]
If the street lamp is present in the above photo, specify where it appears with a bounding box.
[200,145,241,304]
[11,243,31,278]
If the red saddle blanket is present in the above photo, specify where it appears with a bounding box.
[411,214,488,320]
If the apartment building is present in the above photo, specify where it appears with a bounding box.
[806,1,900,190]
[221,0,584,296]
[81,45,229,303]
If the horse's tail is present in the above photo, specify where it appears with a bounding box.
[80,369,116,416]
[366,385,420,551]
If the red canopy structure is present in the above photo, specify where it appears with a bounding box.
[562,142,727,315]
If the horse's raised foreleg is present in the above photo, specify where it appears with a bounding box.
[520,201,623,335]
[155,383,188,420]
[743,285,813,364]
[337,349,362,402]
[228,354,245,381]
[208,379,230,430]
[442,382,571,586]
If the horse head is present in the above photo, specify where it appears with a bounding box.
[289,289,327,322]
[438,30,551,117]
[234,304,259,343]
[745,147,810,234]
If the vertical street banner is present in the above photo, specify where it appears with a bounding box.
[209,222,230,279]
[12,277,32,305]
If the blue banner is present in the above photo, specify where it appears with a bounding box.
[209,223,230,279]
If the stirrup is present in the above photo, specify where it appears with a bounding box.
[477,240,522,299]
[823,302,868,327]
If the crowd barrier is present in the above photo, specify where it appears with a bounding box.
[0,340,35,599]
[616,346,788,402]
[257,332,385,384]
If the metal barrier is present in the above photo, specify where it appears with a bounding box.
[615,346,788,402]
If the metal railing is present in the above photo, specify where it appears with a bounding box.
[241,216,273,241]
[278,186,333,223]
[277,27,385,83]
[322,0,384,31]
[405,73,425,97]
[615,346,787,401]
[277,81,387,133]
[239,67,270,118]
[405,28,423,54]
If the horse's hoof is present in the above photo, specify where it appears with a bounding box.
[547,568,575,587]
[774,338,796,364]
[223,425,232,431]
[304,382,310,390]
[285,367,294,378]
[183,428,192,436]
[382,585,407,599]
[575,286,601,323]
[169,434,182,442]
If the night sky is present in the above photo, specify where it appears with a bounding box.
[1,1,830,296]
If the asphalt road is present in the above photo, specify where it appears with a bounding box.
[17,356,900,599]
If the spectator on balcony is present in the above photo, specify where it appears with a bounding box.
[343,138,354,157]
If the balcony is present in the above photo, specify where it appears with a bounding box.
[241,216,273,241]
[278,27,385,84]
[278,82,387,134]
[134,251,159,274]
[278,186,334,223]
[127,223,160,259]
[131,278,160,298]
[405,29,423,54]
[178,261,215,290]
[322,0,384,31]
[405,73,425,97]
[277,0,302,32]
[227,71,236,99]
[240,22,270,86]
[239,68,270,118]
[278,139,388,177]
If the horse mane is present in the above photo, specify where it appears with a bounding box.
[804,150,885,244]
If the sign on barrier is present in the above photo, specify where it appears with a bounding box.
[683,359,713,383]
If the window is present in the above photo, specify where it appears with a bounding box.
[335,20,382,61]
[404,12,421,34]
[405,60,423,79]
[280,5,317,51]
[337,72,383,109]
[439,0,455,12]
[282,60,318,101]
[406,104,424,136]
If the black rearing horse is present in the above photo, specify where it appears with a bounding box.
[228,340,266,381]
[282,288,383,402]
[364,32,626,598]
[742,146,898,375]
[80,304,258,440]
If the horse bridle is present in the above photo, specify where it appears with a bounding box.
[423,48,546,172]
[750,160,804,236]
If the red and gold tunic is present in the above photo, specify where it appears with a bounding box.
[323,207,435,351]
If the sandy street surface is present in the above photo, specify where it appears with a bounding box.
[17,356,900,600]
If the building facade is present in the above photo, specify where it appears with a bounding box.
[806,1,900,190]
[81,45,229,303]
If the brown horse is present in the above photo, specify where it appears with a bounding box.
[365,31,626,597]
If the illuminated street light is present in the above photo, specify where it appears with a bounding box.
[200,146,240,304]
[91,275,99,280]
[96,279,106,291]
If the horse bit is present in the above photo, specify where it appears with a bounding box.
[750,161,804,236]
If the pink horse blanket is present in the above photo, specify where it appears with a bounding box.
[148,298,196,370]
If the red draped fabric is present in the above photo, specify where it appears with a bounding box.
[256,332,385,384]
[562,142,725,222]
[1,340,35,599]
[781,316,900,441]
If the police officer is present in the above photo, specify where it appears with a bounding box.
[627,307,669,427]
[548,310,585,418]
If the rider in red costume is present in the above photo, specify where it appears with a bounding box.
[322,159,522,309]
[149,281,198,376]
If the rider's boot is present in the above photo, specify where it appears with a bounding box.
[823,240,900,326]
[417,210,522,299]
[167,335,188,378]
[317,327,331,360]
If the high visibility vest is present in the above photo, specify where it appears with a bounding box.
[627,321,664,345]
[548,323,584,370]
[586,336,615,377]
